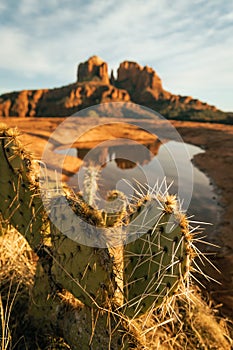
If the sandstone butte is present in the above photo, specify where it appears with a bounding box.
[0,55,232,123]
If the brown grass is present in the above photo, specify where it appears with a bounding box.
[0,226,35,350]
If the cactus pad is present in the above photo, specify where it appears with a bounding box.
[0,125,48,248]
[49,194,116,307]
[123,194,193,317]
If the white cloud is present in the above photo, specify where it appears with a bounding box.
[0,27,56,76]
[19,0,41,16]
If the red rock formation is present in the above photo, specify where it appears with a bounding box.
[0,89,47,117]
[115,61,172,108]
[0,81,130,117]
[0,56,226,121]
[77,56,109,84]
[116,61,163,97]
[114,60,218,117]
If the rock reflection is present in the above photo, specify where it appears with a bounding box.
[75,140,162,169]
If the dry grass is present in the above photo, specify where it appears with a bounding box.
[0,227,72,349]
[0,228,36,289]
[0,226,36,350]
[133,288,233,349]
[0,227,232,349]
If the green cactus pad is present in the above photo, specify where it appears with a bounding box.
[58,303,135,350]
[0,125,48,248]
[31,262,136,350]
[49,195,116,307]
[123,195,192,317]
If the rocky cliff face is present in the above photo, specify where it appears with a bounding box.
[112,60,219,119]
[0,56,229,122]
[77,55,110,84]
[0,89,48,117]
[115,61,164,98]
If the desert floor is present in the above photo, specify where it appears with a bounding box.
[1,117,232,320]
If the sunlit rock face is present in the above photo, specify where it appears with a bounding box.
[77,55,110,84]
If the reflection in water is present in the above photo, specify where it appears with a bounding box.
[55,139,219,232]
[74,140,161,169]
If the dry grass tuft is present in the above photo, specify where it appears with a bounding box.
[0,227,36,350]
[0,227,36,290]
[133,287,233,349]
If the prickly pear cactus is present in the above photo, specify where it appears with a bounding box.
[30,261,133,350]
[123,194,192,317]
[0,124,48,248]
[0,125,197,349]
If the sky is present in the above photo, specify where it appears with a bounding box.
[0,0,233,111]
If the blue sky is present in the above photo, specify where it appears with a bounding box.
[0,0,233,111]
